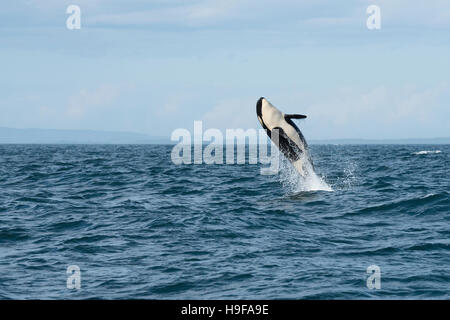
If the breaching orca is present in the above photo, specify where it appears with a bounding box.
[256,97,312,176]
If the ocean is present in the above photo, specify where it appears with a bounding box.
[0,144,448,299]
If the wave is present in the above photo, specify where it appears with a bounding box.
[346,192,448,216]
[413,150,442,155]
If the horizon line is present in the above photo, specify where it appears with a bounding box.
[0,126,449,143]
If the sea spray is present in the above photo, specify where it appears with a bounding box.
[334,160,358,191]
[278,152,332,193]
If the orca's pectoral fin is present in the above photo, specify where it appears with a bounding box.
[285,114,307,120]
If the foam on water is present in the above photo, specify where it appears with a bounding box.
[413,150,442,155]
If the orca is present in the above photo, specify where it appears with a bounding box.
[256,97,312,175]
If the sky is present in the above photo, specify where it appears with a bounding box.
[1,0,450,140]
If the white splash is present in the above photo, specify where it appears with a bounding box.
[413,150,442,155]
[334,160,358,191]
[279,153,333,193]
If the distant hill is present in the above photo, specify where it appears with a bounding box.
[0,127,448,144]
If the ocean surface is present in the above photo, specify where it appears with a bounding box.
[0,144,448,299]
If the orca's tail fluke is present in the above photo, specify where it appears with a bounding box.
[285,114,307,120]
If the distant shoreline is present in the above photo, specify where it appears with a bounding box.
[0,142,448,146]
[0,127,449,145]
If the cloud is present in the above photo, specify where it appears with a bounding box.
[301,83,450,138]
[81,0,450,30]
[3,0,450,30]
[374,0,450,27]
[88,0,247,28]
[305,84,450,124]
[66,84,123,118]
[154,92,192,117]
[201,98,258,130]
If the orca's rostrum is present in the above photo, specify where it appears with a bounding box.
[256,97,313,176]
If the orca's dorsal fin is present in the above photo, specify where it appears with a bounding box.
[285,114,307,120]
